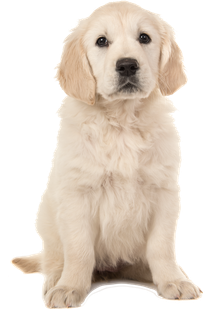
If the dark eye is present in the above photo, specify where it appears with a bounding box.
[139,33,151,44]
[96,37,108,47]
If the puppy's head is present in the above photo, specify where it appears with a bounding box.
[57,2,187,105]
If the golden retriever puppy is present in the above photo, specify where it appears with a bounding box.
[12,1,202,308]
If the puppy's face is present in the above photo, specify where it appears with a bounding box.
[84,7,161,100]
[57,2,187,105]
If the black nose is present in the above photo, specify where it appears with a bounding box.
[116,58,139,76]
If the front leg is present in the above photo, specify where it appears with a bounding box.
[146,188,201,299]
[45,193,96,308]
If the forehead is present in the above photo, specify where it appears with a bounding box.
[84,4,161,42]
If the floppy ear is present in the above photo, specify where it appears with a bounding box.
[56,32,96,105]
[159,27,187,96]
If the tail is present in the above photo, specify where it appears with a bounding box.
[12,253,42,274]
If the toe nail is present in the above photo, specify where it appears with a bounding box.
[199,288,203,293]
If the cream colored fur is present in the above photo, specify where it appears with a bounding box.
[12,2,201,308]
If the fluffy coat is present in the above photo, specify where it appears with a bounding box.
[12,2,201,308]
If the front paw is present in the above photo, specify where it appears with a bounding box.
[45,285,88,308]
[158,279,202,300]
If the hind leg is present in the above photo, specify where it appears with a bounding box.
[43,269,63,296]
[36,193,64,296]
[41,240,64,296]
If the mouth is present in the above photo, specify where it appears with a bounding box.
[118,82,139,93]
